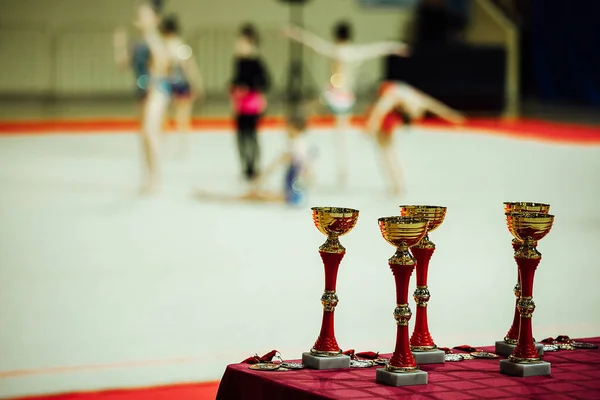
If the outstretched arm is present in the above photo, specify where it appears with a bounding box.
[283,25,336,58]
[113,27,130,70]
[342,41,410,63]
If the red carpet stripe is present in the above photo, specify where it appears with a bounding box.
[6,381,220,400]
[0,117,599,145]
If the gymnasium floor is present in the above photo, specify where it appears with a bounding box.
[1,107,600,399]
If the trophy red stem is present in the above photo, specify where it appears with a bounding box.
[389,264,417,369]
[312,251,345,353]
[505,241,522,342]
[410,247,435,348]
[322,251,342,291]
[512,256,541,360]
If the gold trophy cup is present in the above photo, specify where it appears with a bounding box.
[495,202,550,358]
[376,216,429,387]
[400,205,447,365]
[499,212,554,377]
[302,207,359,370]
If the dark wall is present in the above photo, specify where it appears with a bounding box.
[531,0,600,105]
[384,45,506,112]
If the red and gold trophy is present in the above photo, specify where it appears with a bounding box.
[376,216,429,386]
[400,205,447,365]
[495,202,550,357]
[499,212,554,377]
[302,207,359,370]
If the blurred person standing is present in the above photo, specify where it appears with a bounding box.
[230,24,272,182]
[159,15,204,156]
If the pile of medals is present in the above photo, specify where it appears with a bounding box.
[541,336,598,352]
[441,346,500,362]
[344,350,389,368]
[244,351,306,372]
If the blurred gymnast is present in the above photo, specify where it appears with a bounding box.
[365,81,466,195]
[284,21,409,185]
[230,24,271,182]
[159,14,204,156]
[195,115,314,206]
[113,2,160,124]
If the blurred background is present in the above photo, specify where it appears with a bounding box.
[1,1,600,400]
[0,0,598,121]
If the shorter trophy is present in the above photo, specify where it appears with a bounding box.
[376,216,429,387]
[400,205,447,365]
[499,212,554,377]
[495,202,549,357]
[302,207,359,370]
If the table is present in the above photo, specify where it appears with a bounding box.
[216,338,600,400]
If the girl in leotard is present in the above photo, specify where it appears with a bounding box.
[159,15,204,156]
[365,81,466,195]
[133,2,179,193]
[284,22,409,185]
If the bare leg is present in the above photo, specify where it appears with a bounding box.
[377,132,404,195]
[140,88,170,193]
[174,97,193,158]
[334,112,350,186]
[412,90,466,124]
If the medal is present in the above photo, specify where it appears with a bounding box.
[249,362,281,371]
[445,354,464,362]
[543,344,559,352]
[558,343,575,351]
[280,362,306,370]
[459,353,474,360]
[350,359,374,368]
[471,351,499,359]
[374,358,389,365]
[572,342,599,349]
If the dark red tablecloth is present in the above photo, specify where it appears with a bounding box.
[216,338,600,400]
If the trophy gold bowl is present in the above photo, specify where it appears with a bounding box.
[376,216,429,386]
[495,202,550,357]
[302,207,359,370]
[499,212,554,377]
[400,205,447,364]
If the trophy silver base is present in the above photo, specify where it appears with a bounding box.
[411,349,445,364]
[499,359,551,377]
[495,341,544,357]
[302,353,350,370]
[376,368,428,387]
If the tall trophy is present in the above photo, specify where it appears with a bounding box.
[302,207,359,370]
[499,212,554,377]
[495,202,549,357]
[400,205,447,365]
[376,216,429,386]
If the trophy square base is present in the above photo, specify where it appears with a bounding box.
[499,359,551,377]
[376,368,428,387]
[411,349,446,365]
[302,353,350,370]
[495,341,544,357]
